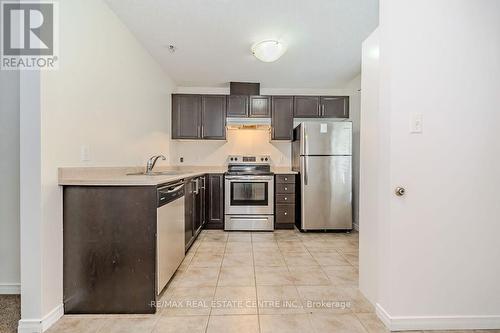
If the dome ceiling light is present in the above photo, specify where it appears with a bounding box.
[251,40,286,63]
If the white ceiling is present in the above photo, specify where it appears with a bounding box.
[105,0,378,89]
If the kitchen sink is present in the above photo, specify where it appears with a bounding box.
[126,171,184,176]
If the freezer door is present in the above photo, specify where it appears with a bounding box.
[301,121,352,156]
[300,155,352,230]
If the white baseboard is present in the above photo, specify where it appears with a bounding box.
[0,283,21,294]
[376,303,500,331]
[18,303,64,333]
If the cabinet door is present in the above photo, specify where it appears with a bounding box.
[193,178,202,234]
[206,174,224,229]
[199,175,207,228]
[249,96,271,118]
[294,96,320,117]
[227,95,249,117]
[320,96,349,118]
[271,96,294,140]
[172,94,201,139]
[184,179,195,249]
[202,95,226,139]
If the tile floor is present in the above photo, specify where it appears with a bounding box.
[46,229,498,333]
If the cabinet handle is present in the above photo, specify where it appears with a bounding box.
[284,187,288,191]
[201,125,204,138]
[284,197,288,201]
[284,177,288,181]
[193,179,199,194]
[284,212,288,216]
[321,104,325,116]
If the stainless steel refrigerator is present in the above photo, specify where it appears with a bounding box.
[292,121,352,230]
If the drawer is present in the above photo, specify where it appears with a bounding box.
[276,183,295,194]
[276,174,295,184]
[275,204,295,222]
[276,194,295,204]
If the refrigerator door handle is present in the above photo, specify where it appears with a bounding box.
[304,157,308,185]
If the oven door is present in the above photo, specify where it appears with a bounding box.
[225,175,274,215]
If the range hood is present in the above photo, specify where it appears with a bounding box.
[226,82,270,129]
[226,117,271,130]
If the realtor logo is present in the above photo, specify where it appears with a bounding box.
[1,1,59,70]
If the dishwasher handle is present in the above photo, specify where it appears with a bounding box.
[158,181,185,207]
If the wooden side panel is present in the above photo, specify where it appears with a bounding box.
[63,186,157,314]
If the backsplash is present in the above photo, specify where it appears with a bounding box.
[170,128,291,167]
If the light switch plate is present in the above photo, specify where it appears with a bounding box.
[80,145,90,161]
[410,113,423,134]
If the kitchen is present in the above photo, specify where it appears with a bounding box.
[4,1,500,333]
[57,82,360,320]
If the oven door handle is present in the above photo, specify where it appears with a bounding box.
[225,176,273,181]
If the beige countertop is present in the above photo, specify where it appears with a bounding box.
[58,165,298,186]
[271,167,298,175]
[58,166,226,186]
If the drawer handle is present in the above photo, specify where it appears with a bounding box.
[284,177,288,181]
[284,187,288,191]
[284,197,288,201]
[284,212,288,215]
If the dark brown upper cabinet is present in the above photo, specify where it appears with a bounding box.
[227,95,249,117]
[172,94,227,140]
[294,96,320,117]
[249,96,271,118]
[271,96,294,140]
[201,95,226,139]
[320,96,349,118]
[172,94,201,139]
[294,96,349,118]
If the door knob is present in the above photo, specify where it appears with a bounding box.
[395,187,406,197]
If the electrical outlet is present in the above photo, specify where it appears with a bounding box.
[179,157,184,163]
[80,145,90,162]
[410,113,423,134]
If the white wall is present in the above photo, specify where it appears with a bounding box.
[0,67,20,294]
[358,29,379,305]
[362,0,500,330]
[19,0,175,330]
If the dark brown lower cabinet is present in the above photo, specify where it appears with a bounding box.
[275,174,297,229]
[185,176,206,250]
[63,186,157,314]
[205,174,224,229]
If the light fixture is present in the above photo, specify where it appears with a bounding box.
[251,40,286,63]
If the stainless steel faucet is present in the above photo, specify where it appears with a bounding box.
[146,155,166,174]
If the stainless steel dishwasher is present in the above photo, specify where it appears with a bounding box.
[157,180,185,295]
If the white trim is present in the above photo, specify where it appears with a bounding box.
[376,303,500,331]
[0,283,21,294]
[18,303,64,333]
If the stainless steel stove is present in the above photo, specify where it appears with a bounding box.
[224,155,274,231]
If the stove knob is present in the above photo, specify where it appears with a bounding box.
[234,157,238,161]
[230,157,233,161]
[261,158,264,161]
[265,157,269,161]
